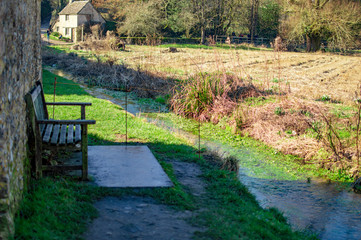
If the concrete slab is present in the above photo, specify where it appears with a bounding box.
[88,145,173,188]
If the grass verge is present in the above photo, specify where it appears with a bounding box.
[13,69,313,239]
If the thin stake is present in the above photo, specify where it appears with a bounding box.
[197,92,201,161]
[53,77,57,119]
[125,81,128,148]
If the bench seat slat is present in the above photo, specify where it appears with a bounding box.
[59,125,67,145]
[67,124,74,144]
[51,124,60,144]
[75,125,81,143]
[43,124,53,143]
[40,124,46,136]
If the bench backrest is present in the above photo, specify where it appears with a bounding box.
[29,82,49,121]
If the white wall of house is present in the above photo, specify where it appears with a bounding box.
[59,14,78,28]
[55,14,78,38]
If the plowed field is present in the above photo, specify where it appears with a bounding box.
[118,46,361,103]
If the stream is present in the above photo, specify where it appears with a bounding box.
[48,67,361,239]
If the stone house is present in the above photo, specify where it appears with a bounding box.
[52,0,105,42]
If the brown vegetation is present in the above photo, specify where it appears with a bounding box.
[72,30,126,52]
[170,65,361,178]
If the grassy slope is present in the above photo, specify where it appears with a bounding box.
[13,70,314,239]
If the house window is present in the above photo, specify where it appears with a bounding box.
[65,15,69,21]
[56,27,59,32]
[65,28,69,35]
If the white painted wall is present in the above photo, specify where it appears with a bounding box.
[55,14,78,38]
[59,14,78,28]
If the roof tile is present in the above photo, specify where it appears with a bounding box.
[59,1,89,15]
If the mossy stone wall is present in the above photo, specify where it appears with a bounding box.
[0,0,41,238]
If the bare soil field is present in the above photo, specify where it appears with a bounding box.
[115,46,361,104]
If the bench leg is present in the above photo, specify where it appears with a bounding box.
[81,125,88,180]
[35,141,42,179]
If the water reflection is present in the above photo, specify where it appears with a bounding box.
[240,170,361,240]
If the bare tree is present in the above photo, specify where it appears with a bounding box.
[117,0,164,37]
[281,0,361,52]
[249,0,259,42]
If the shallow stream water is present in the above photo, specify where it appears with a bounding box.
[47,68,361,240]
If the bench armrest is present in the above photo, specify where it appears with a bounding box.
[45,102,92,106]
[37,119,96,125]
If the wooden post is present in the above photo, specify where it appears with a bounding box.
[81,105,87,180]
[81,25,84,42]
[53,77,56,119]
[25,94,43,178]
[81,105,85,119]
[81,124,88,180]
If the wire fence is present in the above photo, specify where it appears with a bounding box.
[118,36,270,46]
[46,76,203,158]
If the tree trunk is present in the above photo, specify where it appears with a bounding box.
[306,35,321,52]
[201,26,205,44]
[306,35,311,52]
[311,37,321,52]
[249,0,259,43]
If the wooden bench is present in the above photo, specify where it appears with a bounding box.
[25,81,96,180]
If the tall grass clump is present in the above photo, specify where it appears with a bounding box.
[171,72,261,124]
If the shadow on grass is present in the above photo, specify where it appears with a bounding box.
[42,45,175,99]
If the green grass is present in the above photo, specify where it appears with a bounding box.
[44,33,70,42]
[14,69,314,239]
[151,112,310,181]
[13,178,99,240]
[149,111,354,183]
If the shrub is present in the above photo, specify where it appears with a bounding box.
[274,106,285,116]
[320,95,331,102]
[171,72,262,125]
[51,32,60,37]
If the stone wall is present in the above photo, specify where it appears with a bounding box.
[0,0,41,238]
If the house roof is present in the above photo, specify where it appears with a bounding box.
[59,1,89,15]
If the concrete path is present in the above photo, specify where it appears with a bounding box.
[88,146,173,188]
[83,196,200,240]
